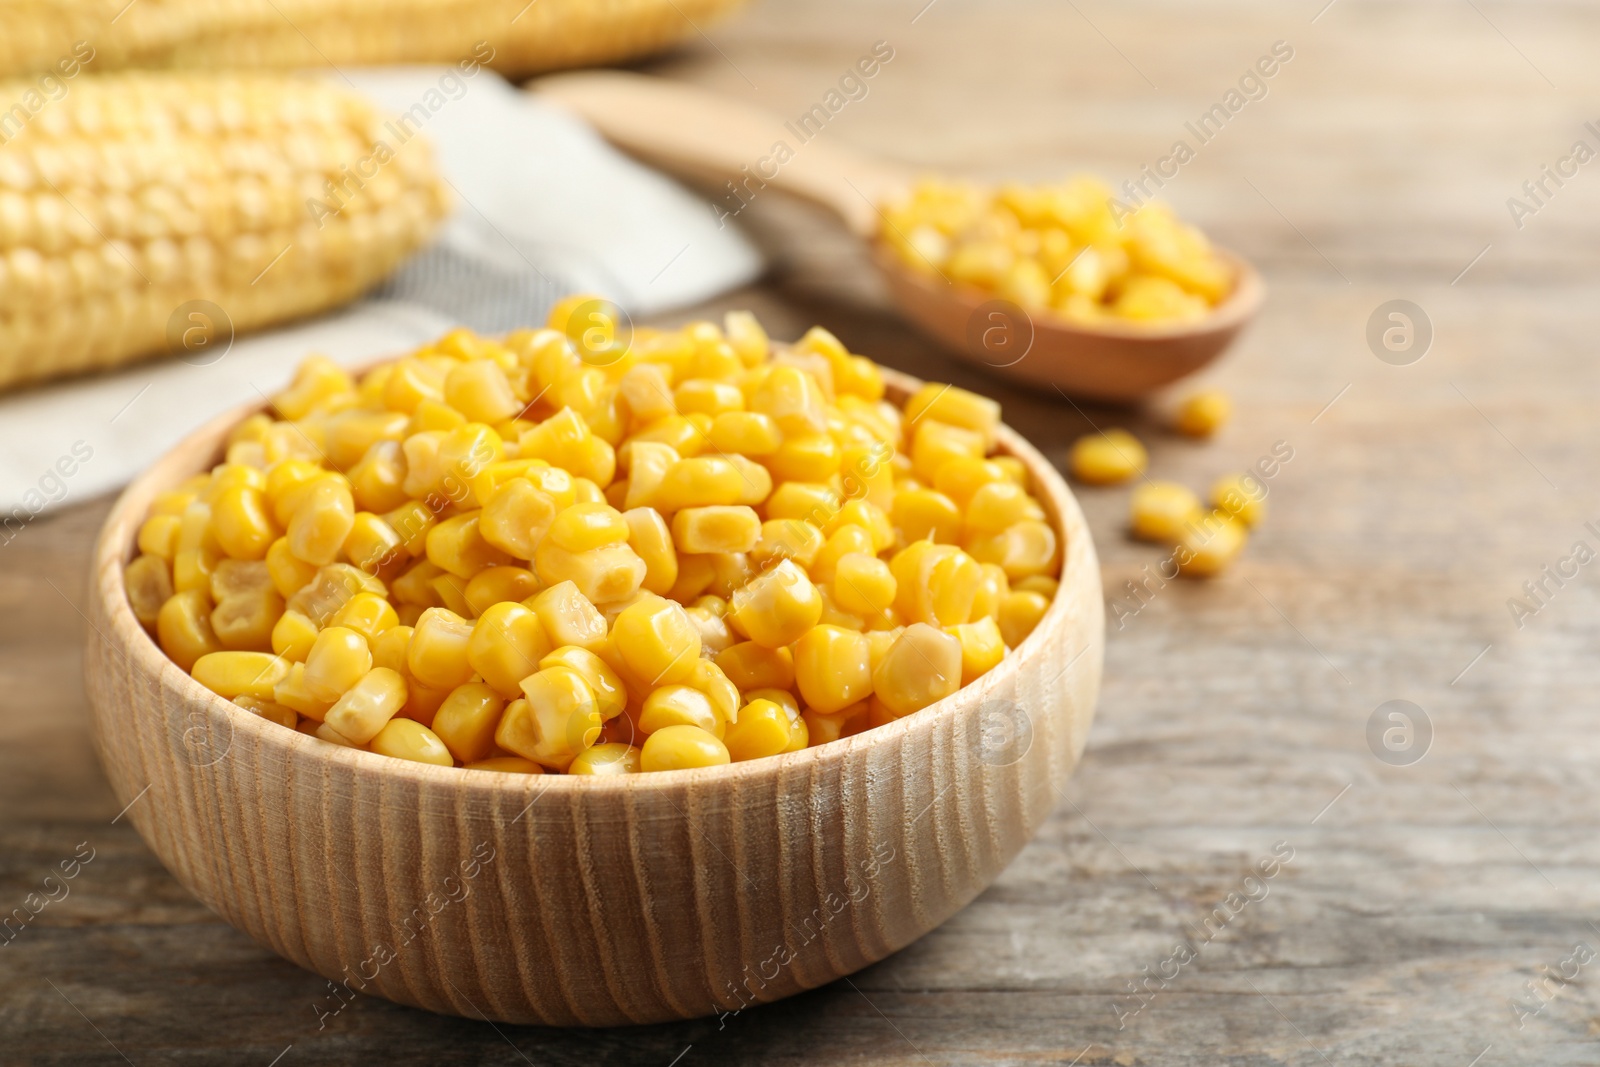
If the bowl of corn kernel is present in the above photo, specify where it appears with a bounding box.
[84,301,1102,1025]
[877,177,1263,399]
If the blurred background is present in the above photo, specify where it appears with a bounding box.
[6,1,1600,1064]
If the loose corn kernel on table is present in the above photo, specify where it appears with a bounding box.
[8,1,1600,1064]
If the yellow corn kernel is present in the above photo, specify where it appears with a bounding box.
[801,702,869,746]
[839,441,896,510]
[673,378,743,416]
[370,624,413,674]
[610,507,677,597]
[464,566,541,616]
[376,500,434,560]
[287,476,355,566]
[1174,389,1231,437]
[619,361,678,425]
[749,365,826,435]
[686,658,738,723]
[652,457,746,512]
[1130,481,1203,543]
[811,524,874,585]
[891,542,982,627]
[233,695,299,730]
[264,460,322,525]
[822,499,892,551]
[964,481,1046,539]
[751,519,824,571]
[340,512,402,577]
[708,410,780,456]
[324,409,409,471]
[1069,429,1147,485]
[568,743,642,775]
[271,609,319,662]
[1013,575,1058,598]
[478,479,558,560]
[718,637,796,689]
[426,512,512,579]
[727,560,822,649]
[382,357,446,414]
[463,601,549,698]
[466,756,545,774]
[1211,474,1266,528]
[149,487,200,518]
[274,356,353,421]
[287,563,386,626]
[640,724,729,771]
[501,667,602,770]
[192,651,289,701]
[904,382,1001,447]
[208,465,267,504]
[518,408,615,486]
[302,626,372,703]
[892,488,961,545]
[535,648,622,723]
[430,682,506,763]
[612,594,701,686]
[546,502,629,553]
[765,481,841,524]
[945,616,1006,684]
[793,624,872,714]
[533,540,647,605]
[523,580,605,652]
[445,360,521,424]
[324,667,408,744]
[725,456,773,507]
[832,552,897,616]
[870,623,962,718]
[125,554,173,628]
[209,558,271,603]
[815,584,866,631]
[369,717,453,766]
[670,506,760,555]
[722,699,794,762]
[910,420,985,484]
[403,678,451,726]
[639,685,720,736]
[1177,510,1248,578]
[273,663,333,720]
[407,608,476,690]
[314,722,360,747]
[137,513,182,562]
[767,432,841,483]
[210,588,284,651]
[157,589,221,672]
[971,562,1010,621]
[329,591,399,644]
[968,520,1060,581]
[998,590,1050,648]
[719,309,767,367]
[930,457,1004,511]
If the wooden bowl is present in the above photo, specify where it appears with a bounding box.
[83,367,1103,1026]
[875,244,1265,402]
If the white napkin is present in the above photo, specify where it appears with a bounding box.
[0,68,761,519]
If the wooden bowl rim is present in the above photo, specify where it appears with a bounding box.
[92,359,1088,794]
[873,241,1265,346]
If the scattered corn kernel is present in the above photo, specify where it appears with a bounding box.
[1130,481,1203,543]
[1069,429,1147,485]
[1174,389,1232,437]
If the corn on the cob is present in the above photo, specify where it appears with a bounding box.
[0,0,749,82]
[0,71,449,390]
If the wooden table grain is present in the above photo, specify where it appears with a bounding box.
[6,1,1600,1063]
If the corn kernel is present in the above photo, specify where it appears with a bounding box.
[964,481,1045,538]
[716,641,796,691]
[125,554,173,627]
[427,511,512,579]
[728,560,822,648]
[1013,575,1058,598]
[611,594,701,687]
[1130,481,1203,543]
[640,724,729,771]
[639,685,720,736]
[192,651,290,700]
[274,662,333,719]
[158,588,222,671]
[233,695,299,730]
[547,502,630,552]
[408,608,476,690]
[1069,429,1147,485]
[832,553,897,616]
[568,743,642,775]
[540,645,628,721]
[946,616,1006,684]
[793,624,872,714]
[464,566,541,615]
[210,587,284,651]
[1174,389,1231,437]
[287,476,355,566]
[750,365,826,435]
[968,519,1059,581]
[1177,510,1247,578]
[303,626,372,702]
[1211,474,1266,528]
[446,360,521,424]
[672,505,761,555]
[998,590,1050,648]
[801,702,869,745]
[324,667,408,744]
[369,718,453,766]
[708,410,780,456]
[479,479,558,560]
[870,623,962,718]
[137,514,182,561]
[526,580,608,652]
[501,667,602,769]
[431,682,506,763]
[904,383,1000,448]
[911,420,985,484]
[892,488,961,545]
[534,540,647,604]
[722,699,794,761]
[271,610,318,662]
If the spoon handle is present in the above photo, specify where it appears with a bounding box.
[535,71,908,238]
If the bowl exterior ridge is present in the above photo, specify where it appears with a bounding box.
[84,367,1103,1026]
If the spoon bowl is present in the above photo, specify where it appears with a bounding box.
[536,70,1263,400]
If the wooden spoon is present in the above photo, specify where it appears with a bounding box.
[535,70,1263,402]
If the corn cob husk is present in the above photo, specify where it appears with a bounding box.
[0,71,449,391]
[0,0,749,81]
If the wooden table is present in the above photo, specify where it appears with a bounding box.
[7,1,1600,1063]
